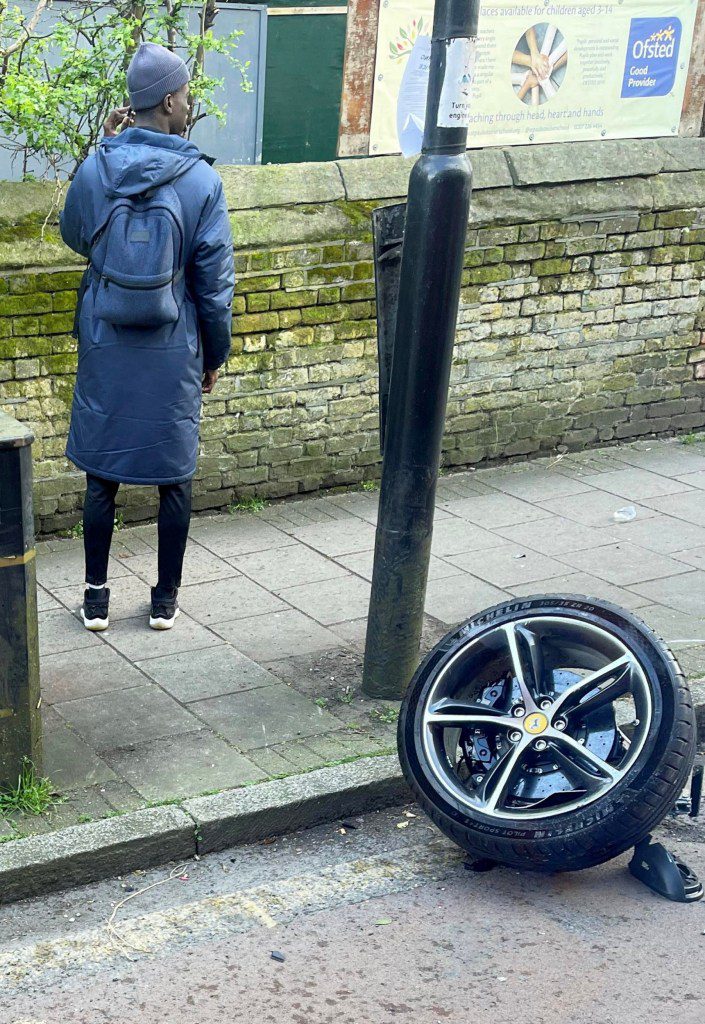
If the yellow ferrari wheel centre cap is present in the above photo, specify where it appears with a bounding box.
[523,711,549,735]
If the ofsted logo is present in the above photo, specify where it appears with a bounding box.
[621,18,682,98]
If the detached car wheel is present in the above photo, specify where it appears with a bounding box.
[398,595,697,871]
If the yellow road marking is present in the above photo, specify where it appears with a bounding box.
[0,841,460,987]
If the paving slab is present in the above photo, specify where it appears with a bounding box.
[36,586,61,612]
[637,604,705,646]
[211,608,343,661]
[135,644,280,702]
[229,542,348,592]
[446,545,571,588]
[326,490,380,523]
[337,549,463,582]
[590,467,694,500]
[557,542,694,587]
[119,541,239,586]
[478,467,592,503]
[42,707,117,791]
[602,514,705,555]
[667,546,705,570]
[38,608,102,657]
[189,682,342,749]
[52,573,152,621]
[630,569,705,616]
[289,517,378,556]
[36,545,131,592]
[431,518,507,557]
[278,573,372,625]
[40,644,148,704]
[102,611,222,661]
[423,574,508,625]
[102,731,267,801]
[178,574,286,625]
[539,490,658,528]
[189,516,292,558]
[54,684,203,753]
[440,493,550,528]
[612,444,705,476]
[643,490,705,526]
[494,517,612,555]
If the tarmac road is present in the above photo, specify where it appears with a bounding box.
[1,805,704,1024]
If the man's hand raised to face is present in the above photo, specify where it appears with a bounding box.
[202,369,219,394]
[103,107,135,138]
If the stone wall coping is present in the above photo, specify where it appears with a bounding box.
[0,410,34,450]
[0,137,704,264]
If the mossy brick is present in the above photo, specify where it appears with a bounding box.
[0,293,52,316]
[352,261,374,281]
[270,289,317,310]
[0,318,12,338]
[52,291,78,312]
[34,271,84,291]
[656,210,696,228]
[7,274,39,295]
[306,265,354,286]
[233,312,280,334]
[282,271,306,288]
[246,292,271,312]
[519,224,541,242]
[346,241,374,261]
[234,254,249,273]
[466,263,514,285]
[341,281,376,301]
[249,251,276,272]
[301,303,347,325]
[234,274,280,295]
[278,309,303,328]
[477,226,520,246]
[270,248,323,270]
[532,258,572,278]
[651,245,691,264]
[504,242,545,262]
[565,236,610,257]
[330,320,375,341]
[12,316,39,336]
[36,312,75,334]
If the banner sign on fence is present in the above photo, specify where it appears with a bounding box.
[369,0,698,155]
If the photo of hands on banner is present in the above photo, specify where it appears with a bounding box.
[511,23,568,105]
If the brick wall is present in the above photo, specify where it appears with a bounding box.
[1,138,704,535]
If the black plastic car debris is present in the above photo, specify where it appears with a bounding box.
[628,835,704,904]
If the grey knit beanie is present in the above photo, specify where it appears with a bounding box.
[127,42,190,111]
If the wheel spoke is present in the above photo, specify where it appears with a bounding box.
[476,741,526,812]
[426,698,517,730]
[548,731,621,783]
[551,655,633,720]
[515,624,545,695]
[503,624,539,711]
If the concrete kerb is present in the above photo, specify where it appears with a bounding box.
[0,755,408,905]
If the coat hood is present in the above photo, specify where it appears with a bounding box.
[96,128,202,198]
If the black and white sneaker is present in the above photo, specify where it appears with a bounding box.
[81,586,110,631]
[149,587,180,630]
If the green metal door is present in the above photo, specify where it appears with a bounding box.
[262,1,348,164]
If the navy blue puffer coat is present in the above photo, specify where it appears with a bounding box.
[60,128,234,485]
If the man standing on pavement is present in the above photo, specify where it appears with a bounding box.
[60,42,234,633]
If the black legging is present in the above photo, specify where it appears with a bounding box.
[83,473,192,596]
